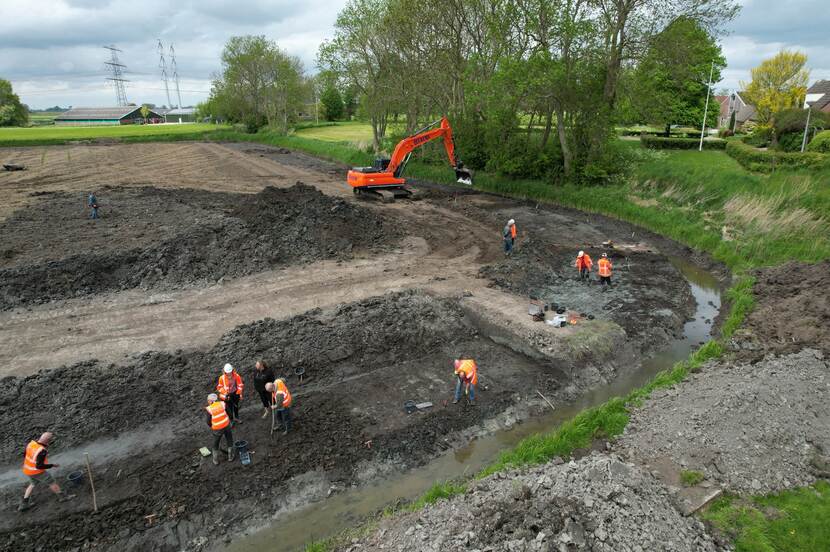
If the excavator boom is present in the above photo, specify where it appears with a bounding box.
[347,116,472,201]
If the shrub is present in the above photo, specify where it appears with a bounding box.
[641,136,726,150]
[741,124,773,148]
[807,130,830,153]
[719,128,734,138]
[776,131,805,152]
[772,108,830,136]
[725,140,829,173]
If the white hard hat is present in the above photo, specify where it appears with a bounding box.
[207,393,218,402]
[223,363,234,374]
[602,252,608,257]
[578,250,584,257]
[508,219,515,225]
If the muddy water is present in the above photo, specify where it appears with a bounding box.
[227,259,722,552]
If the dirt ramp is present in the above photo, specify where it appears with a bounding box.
[0,183,400,309]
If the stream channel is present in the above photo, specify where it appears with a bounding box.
[226,257,722,552]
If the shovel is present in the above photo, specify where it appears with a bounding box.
[270,406,276,440]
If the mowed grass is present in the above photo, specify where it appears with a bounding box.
[0,123,222,146]
[294,121,376,143]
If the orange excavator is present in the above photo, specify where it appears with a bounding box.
[347,116,473,201]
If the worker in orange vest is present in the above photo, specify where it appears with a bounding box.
[597,252,613,289]
[453,359,478,405]
[575,250,593,283]
[217,363,244,425]
[205,393,234,465]
[18,432,75,511]
[503,219,517,256]
[265,378,293,435]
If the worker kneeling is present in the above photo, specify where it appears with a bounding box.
[265,378,293,435]
[206,393,234,465]
[453,359,478,406]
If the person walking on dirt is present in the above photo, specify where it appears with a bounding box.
[453,359,478,405]
[503,219,517,256]
[18,432,75,511]
[575,251,593,283]
[217,363,244,425]
[253,360,275,418]
[205,394,235,465]
[265,378,293,435]
[597,253,613,289]
[87,192,99,219]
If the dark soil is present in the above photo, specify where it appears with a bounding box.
[736,260,830,356]
[0,183,401,310]
[0,291,564,552]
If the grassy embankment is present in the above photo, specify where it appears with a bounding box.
[249,123,828,551]
[0,123,224,146]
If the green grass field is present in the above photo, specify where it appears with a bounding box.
[27,112,62,126]
[294,121,376,143]
[0,123,222,146]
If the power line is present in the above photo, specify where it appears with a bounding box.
[103,45,129,106]
[169,44,183,109]
[157,39,173,108]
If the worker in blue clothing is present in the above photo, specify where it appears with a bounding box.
[87,192,99,219]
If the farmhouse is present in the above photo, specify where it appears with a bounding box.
[805,80,830,113]
[55,106,163,126]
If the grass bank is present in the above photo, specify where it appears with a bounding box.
[0,123,224,147]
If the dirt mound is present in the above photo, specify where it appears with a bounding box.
[480,237,693,351]
[617,349,830,495]
[349,454,723,552]
[0,184,401,309]
[732,261,830,355]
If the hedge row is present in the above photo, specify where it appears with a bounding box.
[808,130,830,154]
[641,136,727,150]
[725,140,829,173]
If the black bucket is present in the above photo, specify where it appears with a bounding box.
[234,440,249,454]
[66,471,84,487]
[403,400,417,414]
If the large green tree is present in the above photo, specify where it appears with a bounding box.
[206,36,305,133]
[631,17,725,135]
[0,79,28,127]
[320,85,345,120]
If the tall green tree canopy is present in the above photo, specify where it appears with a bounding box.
[0,79,28,127]
[206,35,305,133]
[630,16,725,134]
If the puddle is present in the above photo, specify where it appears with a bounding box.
[226,258,722,551]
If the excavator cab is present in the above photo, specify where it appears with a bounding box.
[346,117,473,201]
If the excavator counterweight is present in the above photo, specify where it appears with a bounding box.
[347,117,472,201]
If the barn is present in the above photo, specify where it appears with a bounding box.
[55,106,163,126]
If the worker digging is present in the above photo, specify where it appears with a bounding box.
[18,432,75,512]
[453,358,478,406]
[252,360,276,419]
[503,218,517,256]
[217,363,244,426]
[265,378,293,435]
[205,393,235,465]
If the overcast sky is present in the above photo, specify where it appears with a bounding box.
[2,0,828,109]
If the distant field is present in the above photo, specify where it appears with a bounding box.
[0,123,222,145]
[294,122,376,143]
[28,112,62,125]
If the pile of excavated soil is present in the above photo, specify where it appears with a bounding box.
[616,348,830,495]
[0,292,569,552]
[480,236,693,351]
[731,261,830,356]
[0,183,401,310]
[346,454,723,552]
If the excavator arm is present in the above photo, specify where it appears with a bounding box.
[347,116,473,200]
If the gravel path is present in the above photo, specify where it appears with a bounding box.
[617,348,830,494]
[346,454,724,552]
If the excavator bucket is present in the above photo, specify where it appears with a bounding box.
[455,164,473,186]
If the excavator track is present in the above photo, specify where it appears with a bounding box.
[354,186,413,202]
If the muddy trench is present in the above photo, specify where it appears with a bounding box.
[0,143,729,552]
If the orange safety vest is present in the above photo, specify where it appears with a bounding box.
[22,440,47,476]
[217,372,244,400]
[206,401,231,430]
[271,379,293,408]
[598,258,612,277]
[575,254,593,271]
[454,359,478,386]
[510,225,517,239]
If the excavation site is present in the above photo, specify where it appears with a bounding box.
[0,142,734,551]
